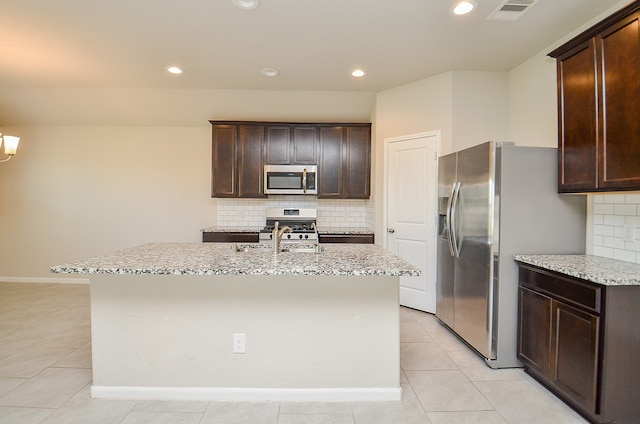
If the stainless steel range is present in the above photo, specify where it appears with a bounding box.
[259,207,318,243]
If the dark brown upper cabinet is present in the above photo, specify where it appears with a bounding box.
[210,123,265,198]
[210,121,370,199]
[549,1,640,192]
[292,126,318,164]
[210,124,237,197]
[317,124,371,199]
[317,126,343,198]
[344,126,371,199]
[265,124,318,165]
[237,125,265,197]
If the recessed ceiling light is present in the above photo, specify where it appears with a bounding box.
[351,69,366,78]
[261,68,279,77]
[167,66,183,75]
[452,0,476,15]
[233,0,259,10]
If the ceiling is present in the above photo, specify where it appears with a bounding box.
[0,0,628,126]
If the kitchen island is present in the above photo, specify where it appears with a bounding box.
[51,243,419,402]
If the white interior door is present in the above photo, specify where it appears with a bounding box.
[385,133,438,313]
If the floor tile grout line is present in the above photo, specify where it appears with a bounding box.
[1,285,589,423]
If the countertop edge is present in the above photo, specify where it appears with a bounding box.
[50,243,419,278]
[201,227,375,235]
[514,254,640,286]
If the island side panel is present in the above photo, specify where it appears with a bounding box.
[89,273,400,399]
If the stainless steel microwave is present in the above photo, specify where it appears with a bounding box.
[264,165,317,195]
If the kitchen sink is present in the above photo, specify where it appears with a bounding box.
[231,243,322,253]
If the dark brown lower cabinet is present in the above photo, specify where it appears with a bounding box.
[318,234,374,244]
[552,301,599,414]
[517,263,640,424]
[202,232,259,243]
[518,287,552,377]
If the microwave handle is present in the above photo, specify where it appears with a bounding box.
[303,168,307,193]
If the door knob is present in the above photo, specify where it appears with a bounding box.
[387,228,395,233]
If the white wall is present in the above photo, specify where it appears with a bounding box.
[505,0,640,264]
[452,71,509,151]
[371,73,452,244]
[507,53,558,147]
[507,0,629,147]
[2,0,635,279]
[0,125,215,279]
[371,71,510,242]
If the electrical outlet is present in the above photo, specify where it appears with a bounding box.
[233,333,246,353]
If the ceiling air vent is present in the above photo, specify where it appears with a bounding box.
[487,0,540,21]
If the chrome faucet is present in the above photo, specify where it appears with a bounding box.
[272,221,292,253]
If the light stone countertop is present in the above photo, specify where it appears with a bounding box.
[51,242,419,277]
[201,227,263,233]
[514,254,640,286]
[318,227,374,235]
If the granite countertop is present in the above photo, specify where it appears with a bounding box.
[317,227,374,235]
[201,227,263,233]
[201,227,374,235]
[514,254,640,286]
[51,242,419,277]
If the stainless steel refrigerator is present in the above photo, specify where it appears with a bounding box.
[436,141,586,368]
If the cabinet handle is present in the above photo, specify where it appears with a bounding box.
[303,168,307,193]
[387,228,395,233]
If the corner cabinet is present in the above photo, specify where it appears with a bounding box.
[210,121,371,199]
[549,1,640,192]
[517,263,640,424]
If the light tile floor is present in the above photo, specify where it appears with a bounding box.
[0,282,588,424]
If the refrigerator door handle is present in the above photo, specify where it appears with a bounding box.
[450,182,461,258]
[445,183,456,256]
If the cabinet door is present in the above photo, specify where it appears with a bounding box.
[343,126,371,198]
[317,126,344,198]
[551,301,599,415]
[518,287,552,377]
[265,126,291,164]
[237,125,265,198]
[292,126,318,164]
[598,11,640,190]
[211,125,237,197]
[557,41,598,192]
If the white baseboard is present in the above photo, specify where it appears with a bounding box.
[0,276,90,284]
[90,385,402,402]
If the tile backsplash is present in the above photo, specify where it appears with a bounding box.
[216,196,374,229]
[592,193,640,264]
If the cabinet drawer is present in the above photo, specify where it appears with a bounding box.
[318,234,374,244]
[519,265,601,314]
[202,232,259,243]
